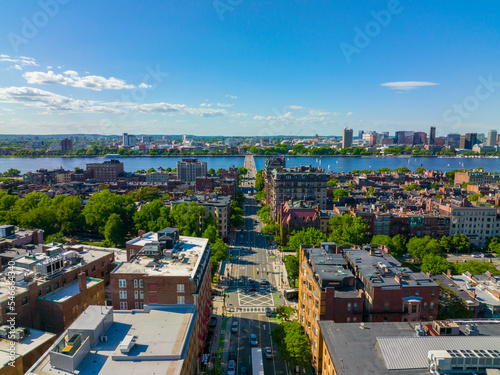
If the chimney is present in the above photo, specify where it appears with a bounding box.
[138,230,145,238]
[78,272,87,293]
[446,269,452,277]
[469,291,476,299]
[70,237,77,246]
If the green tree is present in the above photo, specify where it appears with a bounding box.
[104,213,126,246]
[394,167,411,173]
[288,228,327,253]
[255,170,265,191]
[129,186,161,202]
[273,305,296,322]
[421,254,450,274]
[391,234,407,258]
[329,214,368,245]
[211,238,229,276]
[468,193,483,202]
[261,223,280,236]
[83,190,136,235]
[371,235,392,247]
[452,261,499,275]
[435,281,474,320]
[377,167,392,173]
[407,236,443,261]
[452,233,469,253]
[487,236,500,255]
[327,178,339,188]
[332,188,349,201]
[208,168,215,175]
[283,255,299,285]
[440,235,453,252]
[202,224,218,244]
[271,322,311,367]
[416,167,425,174]
[3,168,21,177]
[170,201,205,236]
[133,199,171,232]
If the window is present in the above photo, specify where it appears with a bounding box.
[22,297,28,305]
[46,286,51,293]
[54,282,59,290]
[430,302,435,311]
[431,289,436,297]
[347,303,351,312]
[135,302,139,309]
[347,317,351,322]
[415,290,420,296]
[101,261,105,268]
[412,305,417,313]
[73,273,78,281]
[134,291,139,299]
[177,296,185,304]
[120,302,128,310]
[423,302,428,311]
[384,302,390,312]
[119,279,126,288]
[140,291,144,299]
[119,291,127,299]
[353,317,357,322]
[134,279,138,288]
[140,302,144,309]
[91,265,96,272]
[139,279,144,288]
[314,328,318,336]
[353,303,358,312]
[177,284,185,293]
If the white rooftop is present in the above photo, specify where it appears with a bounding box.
[452,274,500,307]
[115,235,209,278]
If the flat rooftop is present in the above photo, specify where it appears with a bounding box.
[0,327,56,357]
[344,247,437,289]
[116,235,209,278]
[39,278,102,303]
[452,274,500,307]
[432,274,481,308]
[319,321,500,375]
[29,305,196,375]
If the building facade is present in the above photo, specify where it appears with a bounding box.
[176,158,207,182]
[86,159,124,183]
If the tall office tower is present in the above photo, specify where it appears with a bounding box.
[429,126,436,146]
[447,133,461,148]
[358,130,364,139]
[123,133,137,147]
[413,132,427,145]
[342,128,353,148]
[459,133,477,150]
[487,130,497,147]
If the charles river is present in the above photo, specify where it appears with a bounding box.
[0,156,499,175]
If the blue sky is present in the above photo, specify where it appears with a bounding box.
[0,0,499,137]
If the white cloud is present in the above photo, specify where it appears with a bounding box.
[381,81,439,91]
[288,105,304,110]
[225,94,238,99]
[346,112,353,116]
[217,103,233,108]
[200,103,213,107]
[14,65,22,70]
[139,83,152,89]
[23,70,138,91]
[0,86,123,113]
[0,54,38,67]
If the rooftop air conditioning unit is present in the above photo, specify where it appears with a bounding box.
[100,335,108,342]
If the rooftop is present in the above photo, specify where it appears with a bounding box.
[319,321,500,375]
[39,277,102,303]
[28,304,196,375]
[343,246,438,289]
[452,274,500,307]
[0,327,56,363]
[116,235,209,278]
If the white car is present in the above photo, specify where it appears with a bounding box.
[265,347,272,359]
[228,360,236,375]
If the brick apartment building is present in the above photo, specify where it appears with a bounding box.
[86,159,124,183]
[299,243,440,373]
[61,138,73,152]
[454,170,500,185]
[176,158,207,182]
[112,228,212,356]
[0,243,114,333]
[264,157,328,220]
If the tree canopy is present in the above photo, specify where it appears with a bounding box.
[329,214,368,246]
[288,227,327,253]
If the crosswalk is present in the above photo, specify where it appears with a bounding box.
[228,307,270,313]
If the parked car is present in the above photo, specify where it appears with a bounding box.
[266,308,272,317]
[261,278,267,285]
[230,346,236,361]
[265,347,272,359]
[228,360,236,375]
[240,367,248,375]
[208,317,217,327]
[250,333,258,346]
[231,321,238,333]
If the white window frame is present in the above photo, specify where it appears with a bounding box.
[120,302,128,310]
[177,296,185,305]
[119,279,126,288]
[119,290,127,299]
[177,284,185,293]
[134,279,138,288]
[140,291,144,299]
[134,291,139,299]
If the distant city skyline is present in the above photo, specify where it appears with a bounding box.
[1,1,500,136]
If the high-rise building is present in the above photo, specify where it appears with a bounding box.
[459,133,477,150]
[487,130,497,147]
[86,159,124,183]
[413,132,427,145]
[61,138,73,152]
[342,128,353,148]
[358,130,364,139]
[122,133,137,147]
[446,133,461,148]
[176,158,207,182]
[429,126,436,146]
[395,131,414,146]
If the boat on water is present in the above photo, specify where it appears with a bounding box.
[105,154,121,158]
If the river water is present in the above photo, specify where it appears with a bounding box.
[0,155,497,174]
